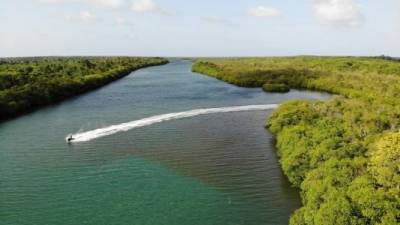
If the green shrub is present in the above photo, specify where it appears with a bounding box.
[262,83,290,92]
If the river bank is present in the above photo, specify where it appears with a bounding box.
[192,57,400,225]
[0,57,168,121]
[0,60,331,225]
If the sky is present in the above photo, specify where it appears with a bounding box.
[1,0,399,57]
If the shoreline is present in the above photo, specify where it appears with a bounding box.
[0,57,168,122]
[192,57,400,225]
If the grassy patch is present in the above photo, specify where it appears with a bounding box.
[262,83,290,92]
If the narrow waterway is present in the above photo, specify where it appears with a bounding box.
[0,60,331,225]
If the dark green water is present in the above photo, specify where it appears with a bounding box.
[0,60,330,225]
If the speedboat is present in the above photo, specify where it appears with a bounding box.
[66,135,75,143]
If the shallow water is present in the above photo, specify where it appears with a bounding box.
[0,60,331,225]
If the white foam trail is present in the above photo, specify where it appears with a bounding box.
[67,104,279,143]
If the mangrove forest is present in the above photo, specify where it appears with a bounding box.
[193,57,400,225]
[0,57,168,120]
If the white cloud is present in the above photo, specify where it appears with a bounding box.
[35,0,79,3]
[115,16,126,25]
[312,0,363,27]
[66,11,97,23]
[35,0,126,9]
[131,0,168,15]
[248,6,281,18]
[203,16,235,26]
[88,0,125,9]
[114,16,134,26]
[125,33,136,39]
[79,11,96,22]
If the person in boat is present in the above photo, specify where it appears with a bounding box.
[67,135,74,142]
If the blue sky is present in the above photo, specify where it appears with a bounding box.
[1,0,399,57]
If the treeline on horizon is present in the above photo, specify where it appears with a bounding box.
[0,57,168,120]
[192,57,400,225]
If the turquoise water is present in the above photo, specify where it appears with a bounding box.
[0,60,331,225]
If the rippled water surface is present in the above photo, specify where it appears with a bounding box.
[0,60,331,225]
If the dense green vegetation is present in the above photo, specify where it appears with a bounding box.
[0,57,168,120]
[192,57,400,225]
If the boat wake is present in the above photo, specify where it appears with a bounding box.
[66,104,279,143]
